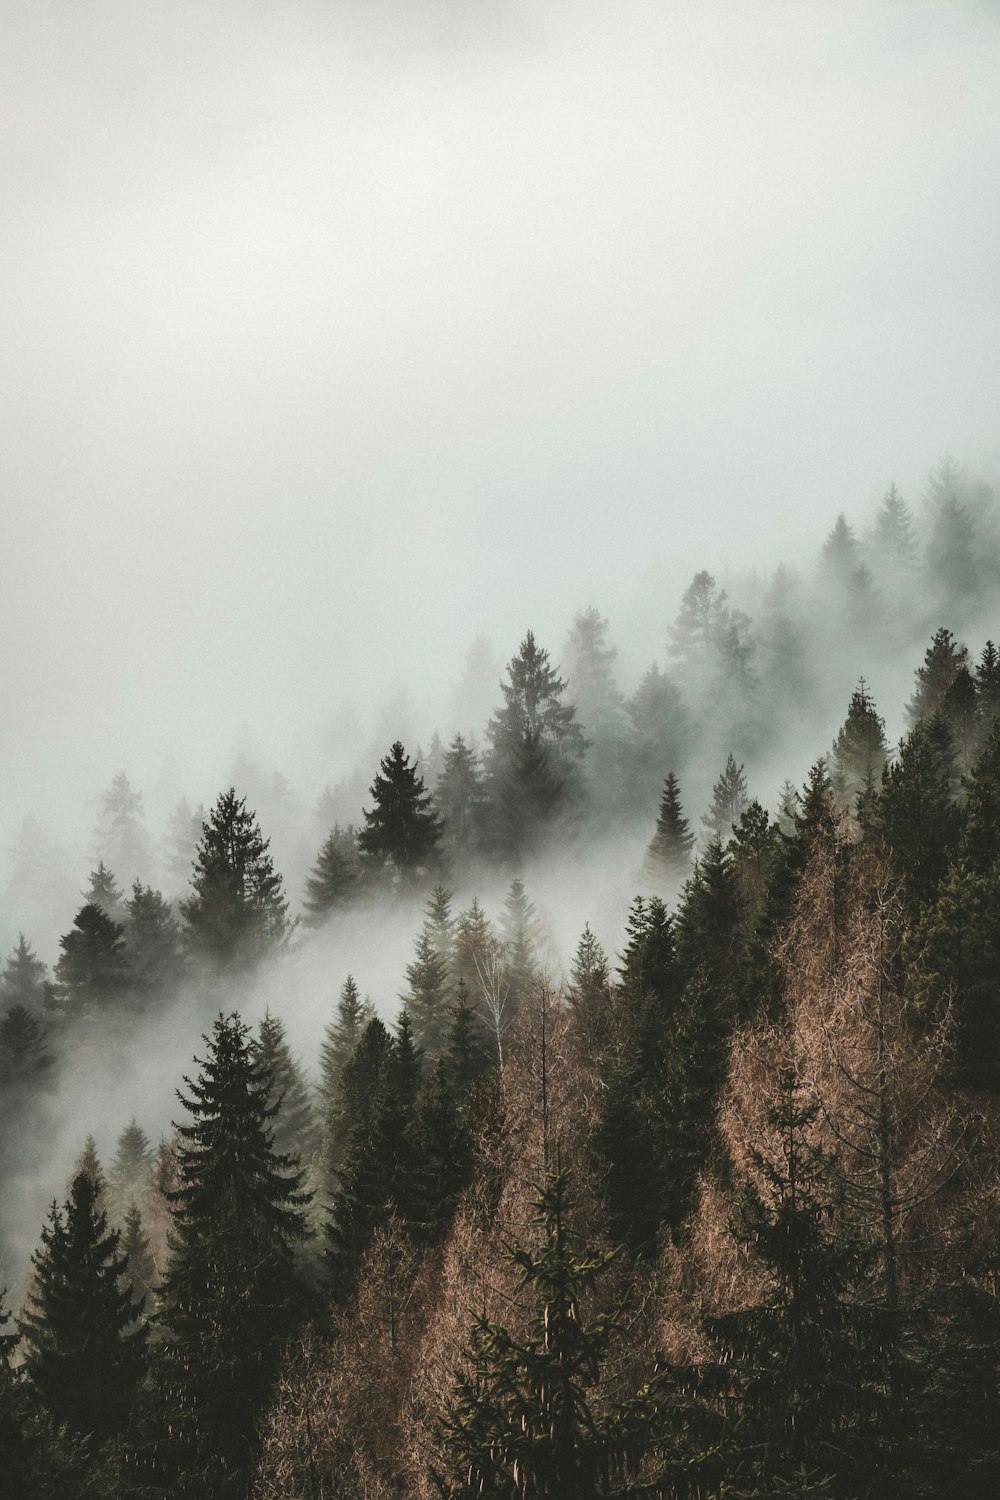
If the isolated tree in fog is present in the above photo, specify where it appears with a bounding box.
[83,860,126,922]
[318,974,366,1115]
[907,627,969,726]
[0,932,49,1011]
[642,772,694,887]
[96,770,154,887]
[873,483,918,571]
[180,788,288,970]
[55,902,130,1017]
[358,741,442,881]
[831,679,888,812]
[435,734,487,868]
[701,753,749,842]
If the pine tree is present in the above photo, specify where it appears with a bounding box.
[96,770,154,887]
[409,1058,474,1244]
[831,679,888,812]
[500,876,540,1008]
[435,734,487,870]
[433,1168,708,1498]
[403,925,451,1062]
[872,718,960,912]
[124,881,184,1000]
[642,772,695,888]
[358,741,442,881]
[180,788,289,971]
[873,484,918,570]
[108,1119,154,1223]
[484,631,587,859]
[317,974,365,1115]
[0,932,49,1012]
[302,823,368,925]
[322,1014,395,1176]
[818,513,861,590]
[54,902,130,1018]
[565,924,612,1052]
[622,664,692,817]
[941,664,979,781]
[83,860,127,922]
[443,979,492,1101]
[975,640,1000,741]
[254,1012,319,1164]
[668,569,730,674]
[0,1003,52,1086]
[907,626,969,726]
[701,753,749,843]
[149,1013,311,1497]
[19,1169,147,1446]
[120,1202,157,1315]
[161,796,205,897]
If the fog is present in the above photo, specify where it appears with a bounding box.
[2,1,1000,1286]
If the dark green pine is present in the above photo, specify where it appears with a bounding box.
[358,740,442,880]
[642,771,695,888]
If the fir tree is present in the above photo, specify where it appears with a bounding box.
[161,796,205,898]
[642,772,695,888]
[941,664,979,781]
[317,974,365,1116]
[0,1003,52,1086]
[96,770,154,887]
[124,881,184,1000]
[873,718,961,913]
[149,1013,311,1498]
[54,902,130,1018]
[668,569,729,674]
[435,734,487,870]
[873,483,918,570]
[409,1058,474,1244]
[975,640,1000,740]
[358,741,442,881]
[180,788,289,971]
[906,626,969,726]
[120,1201,157,1315]
[254,1012,319,1164]
[322,1015,395,1176]
[701,753,749,842]
[83,860,126,922]
[433,1168,709,1498]
[831,679,888,813]
[500,876,540,1008]
[108,1119,154,1223]
[302,823,367,925]
[622,663,692,817]
[565,923,612,1052]
[403,925,452,1062]
[0,932,49,1012]
[20,1169,147,1446]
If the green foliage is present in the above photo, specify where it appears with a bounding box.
[701,753,749,842]
[358,740,442,880]
[302,822,368,925]
[179,789,289,971]
[54,903,130,1018]
[254,1012,319,1164]
[831,680,888,813]
[642,773,695,889]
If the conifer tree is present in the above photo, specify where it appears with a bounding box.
[873,483,918,570]
[108,1119,154,1223]
[20,1169,147,1446]
[124,881,184,1000]
[302,823,367,925]
[975,639,1000,741]
[831,679,888,812]
[120,1201,157,1315]
[701,753,749,842]
[907,626,969,726]
[96,770,154,887]
[180,788,289,971]
[484,631,586,859]
[322,1014,396,1175]
[642,772,694,888]
[149,1013,311,1498]
[404,926,451,1061]
[668,569,730,674]
[358,741,442,881]
[161,796,205,898]
[254,1012,319,1164]
[562,607,627,813]
[565,924,612,1051]
[941,664,979,781]
[54,902,130,1019]
[872,718,960,912]
[622,664,691,817]
[317,974,365,1116]
[499,876,540,1008]
[83,860,127,921]
[0,932,49,1012]
[443,979,493,1101]
[409,1058,474,1244]
[434,1168,707,1498]
[435,734,487,869]
[0,1003,52,1086]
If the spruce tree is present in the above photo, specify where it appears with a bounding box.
[108,1119,154,1223]
[161,796,205,896]
[975,640,1000,742]
[318,974,365,1117]
[872,718,960,913]
[873,483,918,570]
[120,1202,157,1315]
[150,1013,311,1498]
[907,626,969,726]
[358,741,442,881]
[831,679,888,812]
[499,876,540,1008]
[436,734,487,870]
[179,788,289,971]
[409,1058,474,1245]
[0,1003,52,1086]
[54,902,130,1019]
[124,881,184,1000]
[19,1169,147,1446]
[403,926,451,1061]
[0,932,49,1012]
[642,772,695,887]
[83,861,126,921]
[254,1012,319,1164]
[96,770,154,888]
[668,569,729,674]
[622,664,692,817]
[701,753,749,842]
[565,923,612,1052]
[302,823,367,925]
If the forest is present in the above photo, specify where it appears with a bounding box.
[1,460,1000,1498]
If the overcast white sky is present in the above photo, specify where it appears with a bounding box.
[3,0,1000,835]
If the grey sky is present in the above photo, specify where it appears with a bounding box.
[3,0,1000,832]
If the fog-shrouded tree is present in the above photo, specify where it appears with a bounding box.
[701,752,749,843]
[831,679,888,814]
[54,902,130,1020]
[358,741,442,884]
[622,663,692,818]
[0,1002,53,1088]
[873,483,919,573]
[906,626,969,727]
[0,932,49,1013]
[124,881,184,1001]
[83,861,126,923]
[484,630,587,861]
[499,876,541,1009]
[161,796,205,899]
[318,974,365,1119]
[668,568,730,677]
[20,1169,147,1447]
[435,733,487,870]
[108,1119,154,1223]
[642,772,695,889]
[179,788,289,971]
[146,1012,311,1498]
[975,640,1000,739]
[302,822,369,925]
[254,1011,319,1165]
[565,923,613,1052]
[95,770,155,888]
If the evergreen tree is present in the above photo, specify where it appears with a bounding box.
[484,631,587,860]
[403,926,452,1062]
[729,798,779,933]
[317,974,365,1116]
[0,1003,52,1086]
[443,979,493,1101]
[705,1068,877,1493]
[179,788,289,971]
[0,932,49,1012]
[302,823,368,925]
[108,1119,154,1223]
[452,896,499,1012]
[19,1169,147,1446]
[83,860,126,922]
[322,1015,396,1175]
[96,770,154,887]
[668,569,729,675]
[409,1058,474,1244]
[622,663,691,817]
[54,903,130,1019]
[161,797,205,898]
[831,679,888,812]
[562,605,624,736]
[565,923,612,1052]
[433,1168,709,1499]
[926,495,978,611]
[149,1013,311,1498]
[701,753,749,842]
[392,1007,424,1109]
[254,1012,319,1164]
[435,735,487,870]
[120,1202,157,1315]
[941,664,979,781]
[975,640,1000,740]
[906,626,969,726]
[872,718,960,913]
[873,483,918,571]
[818,513,861,590]
[500,876,540,1008]
[124,881,184,1000]
[642,772,695,888]
[357,741,442,881]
